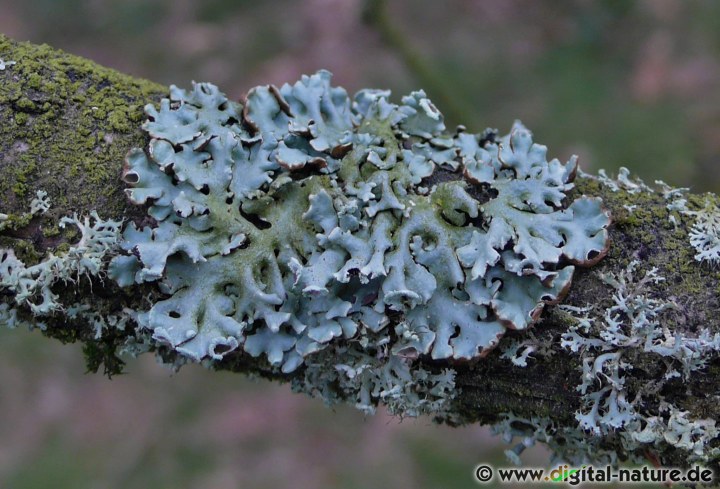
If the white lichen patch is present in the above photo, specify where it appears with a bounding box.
[0,211,123,315]
[684,199,720,266]
[0,59,16,71]
[29,190,51,215]
[592,167,651,194]
[0,189,51,232]
[555,261,720,462]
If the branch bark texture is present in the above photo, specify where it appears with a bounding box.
[2,34,719,470]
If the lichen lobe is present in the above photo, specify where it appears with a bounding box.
[110,70,610,381]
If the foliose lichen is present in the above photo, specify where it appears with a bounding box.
[110,70,610,386]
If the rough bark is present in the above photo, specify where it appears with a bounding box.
[2,34,719,470]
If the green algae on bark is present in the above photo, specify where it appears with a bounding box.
[0,34,166,373]
[0,34,165,230]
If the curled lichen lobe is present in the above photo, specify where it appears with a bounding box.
[110,70,610,373]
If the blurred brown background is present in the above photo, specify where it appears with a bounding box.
[1,0,718,487]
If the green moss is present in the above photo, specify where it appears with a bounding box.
[26,72,42,90]
[13,112,28,126]
[41,225,60,238]
[107,108,131,132]
[15,96,36,111]
[0,35,168,374]
[1,237,40,264]
[54,242,70,253]
[0,34,167,229]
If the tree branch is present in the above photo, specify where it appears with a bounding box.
[2,34,719,471]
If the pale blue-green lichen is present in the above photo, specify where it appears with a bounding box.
[684,199,720,266]
[553,261,720,462]
[654,179,720,264]
[106,71,609,417]
[110,71,610,378]
[590,167,652,195]
[0,58,15,71]
[0,209,123,315]
[1,71,610,419]
[0,189,50,232]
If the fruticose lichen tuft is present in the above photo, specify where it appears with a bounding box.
[111,70,611,378]
[684,199,720,266]
[1,210,123,314]
[555,261,720,462]
[0,58,15,71]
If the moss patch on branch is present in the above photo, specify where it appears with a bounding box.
[0,34,165,240]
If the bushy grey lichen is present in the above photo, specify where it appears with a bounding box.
[1,209,123,315]
[491,172,720,466]
[654,179,720,264]
[292,340,456,417]
[110,70,610,383]
[0,302,40,330]
[66,301,134,340]
[556,261,720,462]
[0,58,15,71]
[0,191,129,349]
[0,189,50,232]
[492,413,624,467]
[593,167,651,195]
[494,405,720,467]
[500,334,554,368]
[684,200,720,266]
